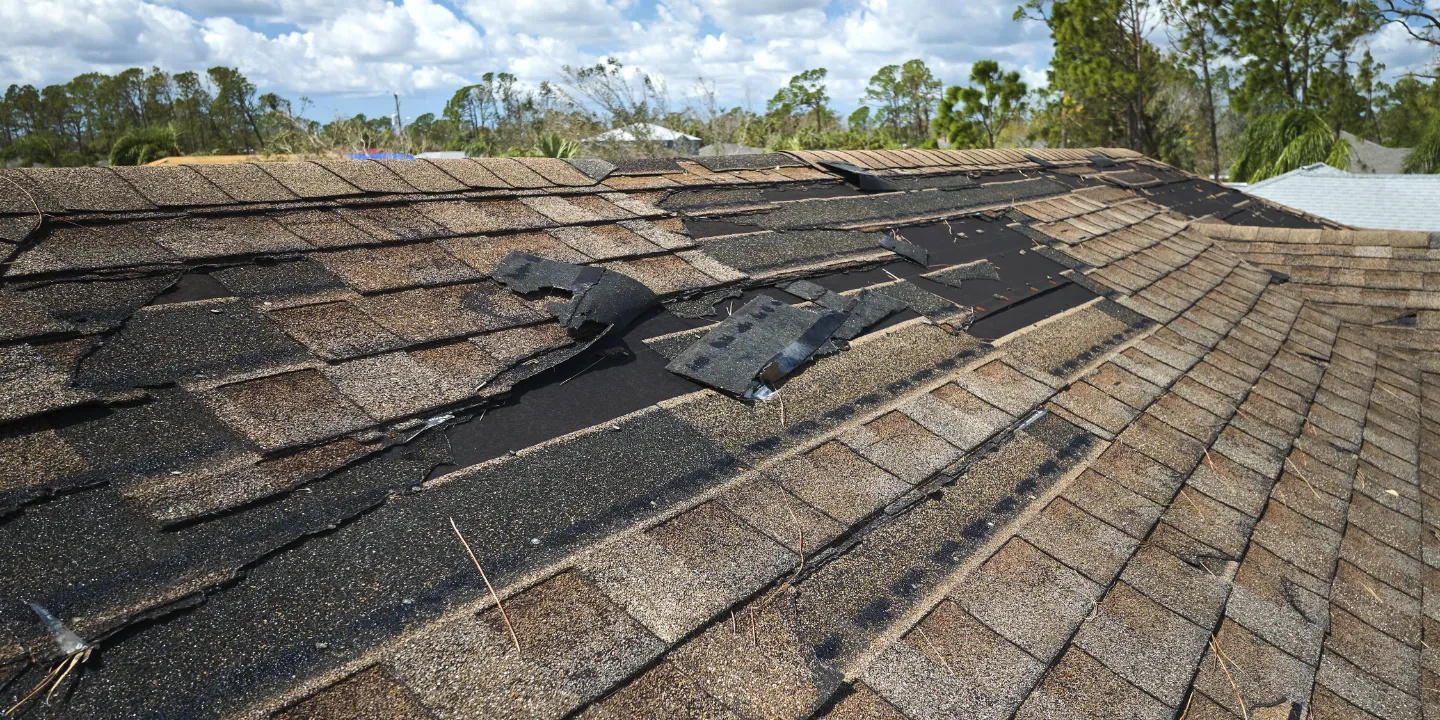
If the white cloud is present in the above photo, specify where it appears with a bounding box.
[1,0,1431,119]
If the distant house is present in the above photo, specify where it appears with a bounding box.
[1240,162,1440,231]
[583,123,701,154]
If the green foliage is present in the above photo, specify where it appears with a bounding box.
[532,133,579,158]
[108,124,180,165]
[1218,0,1374,114]
[862,60,943,143]
[1230,108,1351,182]
[935,60,1027,148]
[1016,0,1174,153]
[1403,119,1440,173]
[769,69,831,133]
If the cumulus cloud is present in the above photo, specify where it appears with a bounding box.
[0,0,1433,117]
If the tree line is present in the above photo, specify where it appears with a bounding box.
[1,0,1438,177]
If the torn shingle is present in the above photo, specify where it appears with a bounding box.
[879,231,929,266]
[491,251,656,330]
[666,296,845,397]
[925,259,1002,288]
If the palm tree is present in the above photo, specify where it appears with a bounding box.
[1229,109,1351,184]
[1402,121,1440,173]
[109,125,182,166]
[531,133,579,158]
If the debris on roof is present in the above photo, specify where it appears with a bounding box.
[491,251,656,330]
[666,295,845,397]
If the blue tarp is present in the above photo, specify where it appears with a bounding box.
[343,152,416,160]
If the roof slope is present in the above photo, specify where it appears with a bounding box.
[1241,162,1440,231]
[0,149,1435,720]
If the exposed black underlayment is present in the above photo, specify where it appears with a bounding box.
[1136,176,1322,229]
[964,281,1098,340]
[439,306,702,469]
[147,271,233,305]
[688,177,1071,232]
[692,152,806,172]
[682,216,769,239]
[883,174,981,192]
[760,183,865,202]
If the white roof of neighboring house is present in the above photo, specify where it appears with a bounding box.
[1241,163,1440,231]
[584,123,700,143]
[1341,131,1412,174]
[416,151,468,160]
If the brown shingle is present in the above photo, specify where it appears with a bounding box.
[23,167,157,212]
[840,410,960,484]
[387,571,665,720]
[1072,582,1210,706]
[582,502,795,642]
[1019,498,1139,584]
[205,369,373,451]
[418,199,554,234]
[272,209,383,248]
[516,157,596,187]
[520,195,605,224]
[577,661,739,720]
[312,159,418,194]
[359,282,546,343]
[268,300,408,360]
[338,205,449,241]
[323,352,451,421]
[770,441,909,523]
[154,215,310,259]
[864,600,1046,720]
[110,165,235,207]
[475,158,551,188]
[6,221,181,275]
[952,539,1102,659]
[440,232,593,275]
[1014,647,1171,720]
[425,159,511,189]
[275,666,435,720]
[376,159,467,193]
[548,225,663,260]
[257,162,362,198]
[599,255,719,295]
[314,242,479,293]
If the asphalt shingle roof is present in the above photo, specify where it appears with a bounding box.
[1,149,1438,720]
[1242,162,1440,231]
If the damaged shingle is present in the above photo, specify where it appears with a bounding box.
[666,296,844,397]
[879,231,929,267]
[492,251,657,330]
[817,160,900,192]
[924,259,1002,288]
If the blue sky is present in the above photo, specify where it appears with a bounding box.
[1,0,1434,123]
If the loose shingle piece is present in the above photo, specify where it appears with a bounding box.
[491,251,656,330]
[666,296,844,397]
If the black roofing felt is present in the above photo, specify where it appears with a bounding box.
[693,152,806,172]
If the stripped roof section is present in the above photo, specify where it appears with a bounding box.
[3,148,1433,720]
